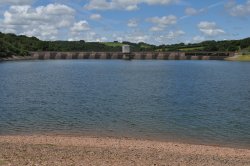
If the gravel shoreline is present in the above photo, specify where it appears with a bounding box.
[0,135,249,166]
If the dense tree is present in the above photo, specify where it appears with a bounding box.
[240,38,250,49]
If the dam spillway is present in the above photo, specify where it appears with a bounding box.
[30,52,234,60]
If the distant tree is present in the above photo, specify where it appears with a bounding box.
[228,45,238,52]
[240,38,250,49]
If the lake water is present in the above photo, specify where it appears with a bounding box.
[0,60,250,148]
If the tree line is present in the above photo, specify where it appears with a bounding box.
[1,32,250,58]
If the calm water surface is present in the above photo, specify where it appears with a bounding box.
[0,60,250,148]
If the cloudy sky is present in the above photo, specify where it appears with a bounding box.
[0,0,249,45]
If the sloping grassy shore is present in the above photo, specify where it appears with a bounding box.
[0,55,35,61]
[226,55,250,61]
[0,135,249,166]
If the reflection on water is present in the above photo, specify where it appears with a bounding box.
[0,60,250,148]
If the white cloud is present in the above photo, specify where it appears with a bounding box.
[84,0,138,11]
[125,34,150,43]
[0,0,33,5]
[127,19,138,27]
[71,21,90,33]
[111,30,150,43]
[22,25,58,40]
[69,31,107,42]
[154,30,185,44]
[150,26,164,32]
[192,35,205,43]
[147,15,177,31]
[182,2,224,19]
[145,0,180,5]
[3,4,74,26]
[165,30,185,39]
[0,25,16,33]
[0,4,75,40]
[185,7,197,15]
[198,21,225,36]
[147,15,177,25]
[185,7,203,15]
[90,13,102,20]
[84,0,179,11]
[225,0,250,17]
[112,29,186,45]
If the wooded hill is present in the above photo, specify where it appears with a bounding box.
[1,32,250,58]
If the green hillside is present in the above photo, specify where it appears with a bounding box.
[1,32,250,58]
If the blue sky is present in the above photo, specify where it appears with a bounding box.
[0,0,249,45]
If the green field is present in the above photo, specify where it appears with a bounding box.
[103,42,123,47]
[179,47,204,51]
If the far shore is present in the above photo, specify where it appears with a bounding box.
[0,135,249,166]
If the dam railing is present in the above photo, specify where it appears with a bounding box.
[30,51,235,60]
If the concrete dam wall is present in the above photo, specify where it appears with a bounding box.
[30,52,234,60]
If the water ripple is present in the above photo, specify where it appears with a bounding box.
[0,60,250,148]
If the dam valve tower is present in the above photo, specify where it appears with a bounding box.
[122,45,132,60]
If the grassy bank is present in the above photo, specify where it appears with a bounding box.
[225,55,250,61]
